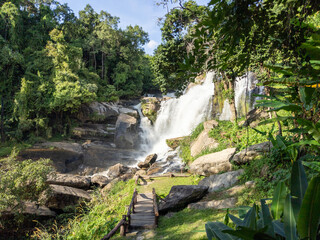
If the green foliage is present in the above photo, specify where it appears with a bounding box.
[205,162,320,240]
[0,150,53,220]
[33,180,136,239]
[208,121,271,151]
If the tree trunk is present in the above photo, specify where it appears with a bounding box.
[101,51,104,80]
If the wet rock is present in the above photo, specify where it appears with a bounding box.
[188,197,237,210]
[81,142,138,172]
[72,123,115,140]
[114,113,139,149]
[44,184,91,210]
[189,148,236,176]
[77,102,119,123]
[91,175,110,188]
[37,142,83,153]
[198,169,244,192]
[138,154,157,169]
[190,128,219,157]
[107,163,130,179]
[19,148,83,173]
[119,107,138,118]
[47,174,91,190]
[147,163,164,176]
[166,137,185,150]
[231,142,272,165]
[141,97,161,124]
[119,173,134,181]
[159,185,208,214]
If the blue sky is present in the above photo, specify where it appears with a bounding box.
[58,0,209,55]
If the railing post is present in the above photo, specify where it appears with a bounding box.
[120,215,127,236]
[152,188,159,227]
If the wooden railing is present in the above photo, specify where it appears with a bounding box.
[135,173,190,185]
[152,188,159,226]
[101,188,138,240]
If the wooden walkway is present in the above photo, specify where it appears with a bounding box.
[101,188,158,239]
[130,192,156,229]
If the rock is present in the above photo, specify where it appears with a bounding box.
[1,202,56,218]
[72,123,115,140]
[44,184,91,210]
[245,181,255,188]
[81,142,138,171]
[198,169,244,192]
[107,163,129,179]
[242,108,269,128]
[190,128,219,157]
[188,197,237,210]
[203,120,219,130]
[114,113,138,149]
[260,165,269,178]
[77,102,119,123]
[47,174,91,190]
[189,148,236,176]
[101,178,120,195]
[119,107,138,118]
[159,185,208,214]
[138,153,157,169]
[231,142,272,165]
[141,97,161,124]
[147,163,164,175]
[119,173,134,181]
[37,142,83,153]
[166,137,185,150]
[135,169,147,176]
[91,175,110,187]
[18,148,83,173]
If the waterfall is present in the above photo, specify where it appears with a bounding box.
[219,72,263,120]
[135,72,215,170]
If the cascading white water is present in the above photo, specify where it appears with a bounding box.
[136,72,215,169]
[219,72,263,120]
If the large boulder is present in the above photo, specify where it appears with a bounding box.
[147,162,164,176]
[72,123,115,140]
[107,163,130,179]
[231,142,272,165]
[119,107,138,118]
[44,184,91,210]
[188,197,237,210]
[189,148,236,176]
[77,102,119,123]
[114,113,139,149]
[1,202,56,218]
[166,137,185,150]
[198,169,244,192]
[190,129,219,157]
[138,153,157,169]
[141,97,161,124]
[19,148,83,173]
[203,120,219,130]
[91,175,110,188]
[47,174,91,190]
[159,185,208,214]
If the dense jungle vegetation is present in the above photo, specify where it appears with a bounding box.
[1,0,320,239]
[0,0,157,142]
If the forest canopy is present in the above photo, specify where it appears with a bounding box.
[0,0,157,141]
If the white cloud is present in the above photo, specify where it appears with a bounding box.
[146,40,159,49]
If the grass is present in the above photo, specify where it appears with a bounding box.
[138,175,204,198]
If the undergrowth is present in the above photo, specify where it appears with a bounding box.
[32,180,136,240]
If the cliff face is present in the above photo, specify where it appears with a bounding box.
[211,72,262,121]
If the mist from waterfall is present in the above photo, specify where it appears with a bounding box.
[136,72,215,165]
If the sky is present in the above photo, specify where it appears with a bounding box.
[58,0,209,55]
